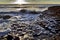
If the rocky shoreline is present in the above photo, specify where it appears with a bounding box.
[0,6,60,40]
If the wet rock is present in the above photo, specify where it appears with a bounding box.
[3,15,12,19]
[0,8,60,40]
[20,9,27,13]
[29,11,39,14]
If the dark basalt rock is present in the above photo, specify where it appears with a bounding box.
[48,6,60,12]
[3,15,12,19]
[0,15,3,18]
[20,9,27,13]
[29,11,39,14]
[48,6,60,16]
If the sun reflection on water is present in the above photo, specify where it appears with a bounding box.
[13,0,28,4]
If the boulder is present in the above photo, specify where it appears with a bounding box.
[48,6,60,16]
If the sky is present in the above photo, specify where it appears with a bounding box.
[0,0,60,4]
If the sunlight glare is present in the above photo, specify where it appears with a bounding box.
[13,0,28,4]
